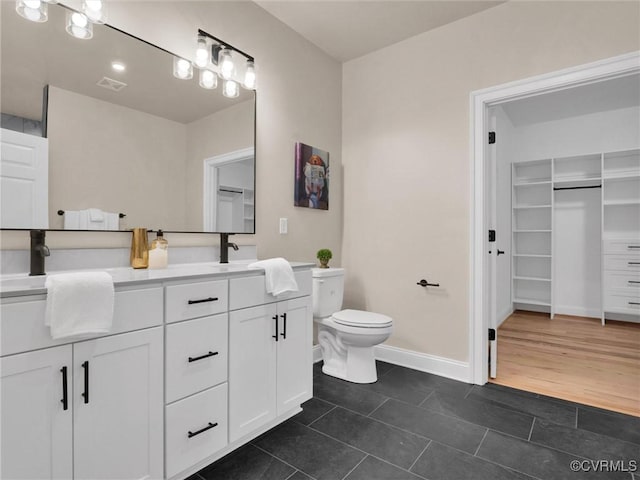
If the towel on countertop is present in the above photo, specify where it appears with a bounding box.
[45,272,115,340]
[248,258,299,296]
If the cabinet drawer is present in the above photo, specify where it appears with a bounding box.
[604,271,640,290]
[229,270,312,311]
[1,287,163,356]
[604,289,640,315]
[166,280,228,323]
[604,238,640,255]
[166,384,228,479]
[166,314,228,403]
[604,255,640,272]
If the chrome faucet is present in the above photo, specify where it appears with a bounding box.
[219,233,239,264]
[30,230,50,276]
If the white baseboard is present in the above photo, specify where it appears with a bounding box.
[497,306,514,327]
[312,344,323,363]
[373,344,470,383]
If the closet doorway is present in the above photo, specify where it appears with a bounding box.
[470,53,640,416]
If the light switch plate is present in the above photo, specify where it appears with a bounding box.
[279,218,288,234]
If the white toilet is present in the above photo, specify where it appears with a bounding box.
[312,267,393,384]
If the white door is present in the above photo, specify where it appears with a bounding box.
[0,128,49,229]
[276,296,313,416]
[229,303,277,442]
[73,327,163,480]
[1,345,73,480]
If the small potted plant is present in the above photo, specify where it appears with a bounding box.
[316,248,332,268]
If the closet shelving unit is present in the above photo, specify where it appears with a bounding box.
[512,149,640,323]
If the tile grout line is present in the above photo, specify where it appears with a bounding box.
[339,455,368,480]
[473,428,489,456]
[306,405,338,428]
[251,443,319,480]
[417,390,435,408]
[408,440,432,472]
[464,385,475,399]
[527,417,536,441]
[575,407,578,429]
[366,397,390,418]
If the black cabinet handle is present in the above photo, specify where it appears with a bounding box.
[629,302,640,306]
[628,246,640,249]
[188,297,218,305]
[188,422,218,438]
[628,262,640,266]
[188,351,219,363]
[497,250,505,256]
[81,361,89,404]
[272,315,279,341]
[417,279,440,287]
[60,366,68,411]
[629,280,640,285]
[280,313,287,339]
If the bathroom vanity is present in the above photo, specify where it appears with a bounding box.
[0,262,313,480]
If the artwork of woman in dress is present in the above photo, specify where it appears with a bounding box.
[294,142,329,210]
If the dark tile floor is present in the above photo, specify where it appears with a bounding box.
[190,361,640,480]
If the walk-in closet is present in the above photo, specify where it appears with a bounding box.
[489,73,640,415]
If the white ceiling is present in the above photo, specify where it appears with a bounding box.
[254,0,504,62]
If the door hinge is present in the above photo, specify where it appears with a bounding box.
[488,328,496,341]
[488,131,496,144]
[488,230,496,242]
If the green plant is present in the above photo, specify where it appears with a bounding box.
[316,248,332,266]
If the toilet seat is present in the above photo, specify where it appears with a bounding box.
[332,309,392,328]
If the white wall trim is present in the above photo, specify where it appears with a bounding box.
[469,51,640,386]
[312,344,323,363]
[554,306,601,319]
[497,306,513,328]
[374,344,470,384]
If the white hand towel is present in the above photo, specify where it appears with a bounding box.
[248,258,299,296]
[63,211,80,229]
[104,212,120,230]
[45,272,115,340]
[88,208,104,223]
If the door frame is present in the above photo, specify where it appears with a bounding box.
[468,51,640,385]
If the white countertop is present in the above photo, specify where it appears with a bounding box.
[0,260,315,298]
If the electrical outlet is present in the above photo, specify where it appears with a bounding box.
[279,218,288,234]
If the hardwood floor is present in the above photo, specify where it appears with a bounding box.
[491,310,640,417]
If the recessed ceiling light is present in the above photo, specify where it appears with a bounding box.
[111,62,126,72]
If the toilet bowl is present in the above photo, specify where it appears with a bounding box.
[312,268,392,384]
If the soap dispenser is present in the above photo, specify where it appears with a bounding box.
[148,229,168,269]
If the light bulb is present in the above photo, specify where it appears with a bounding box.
[195,37,209,68]
[199,70,217,89]
[16,0,48,22]
[223,79,239,98]
[81,0,106,24]
[111,61,126,72]
[243,60,256,89]
[173,57,193,80]
[66,11,93,39]
[219,49,234,80]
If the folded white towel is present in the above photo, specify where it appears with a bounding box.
[248,258,299,296]
[45,272,115,340]
[88,208,104,222]
[63,210,89,229]
[104,212,119,230]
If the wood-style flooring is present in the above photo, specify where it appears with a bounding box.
[492,310,640,417]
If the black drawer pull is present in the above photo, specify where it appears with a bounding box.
[272,315,279,341]
[628,280,640,285]
[188,297,218,305]
[280,313,287,339]
[81,361,89,404]
[188,351,218,363]
[188,422,218,438]
[628,246,640,249]
[628,262,640,266]
[417,279,440,287]
[60,366,69,411]
[629,302,640,306]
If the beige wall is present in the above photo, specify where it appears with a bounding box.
[186,100,254,231]
[342,1,640,362]
[1,1,343,263]
[47,86,188,230]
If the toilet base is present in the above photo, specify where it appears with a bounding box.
[322,346,377,384]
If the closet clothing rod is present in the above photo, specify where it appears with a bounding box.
[553,185,601,191]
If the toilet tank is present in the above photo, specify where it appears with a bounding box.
[311,267,345,318]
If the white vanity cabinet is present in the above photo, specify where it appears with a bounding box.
[228,271,313,443]
[0,286,164,480]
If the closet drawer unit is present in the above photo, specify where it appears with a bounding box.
[603,271,640,290]
[165,383,228,479]
[603,238,640,255]
[603,289,640,315]
[166,280,228,323]
[165,314,228,403]
[229,270,312,311]
[0,287,163,356]
[603,255,640,273]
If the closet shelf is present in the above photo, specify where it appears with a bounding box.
[513,254,552,258]
[513,298,551,307]
[553,176,601,189]
[513,276,552,282]
[513,204,551,210]
[513,180,552,187]
[603,200,640,206]
[603,172,640,181]
[513,230,552,233]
